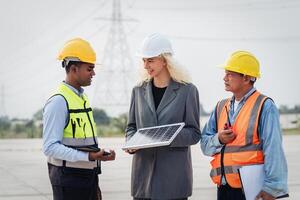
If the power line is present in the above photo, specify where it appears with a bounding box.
[169,35,300,42]
[128,0,300,11]
[0,0,109,75]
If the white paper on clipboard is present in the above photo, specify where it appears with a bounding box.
[239,164,264,200]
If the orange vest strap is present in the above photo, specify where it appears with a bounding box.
[216,99,230,129]
[245,94,266,144]
[224,143,262,153]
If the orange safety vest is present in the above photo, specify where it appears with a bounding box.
[210,91,269,188]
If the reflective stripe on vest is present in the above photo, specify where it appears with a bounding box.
[61,137,97,146]
[210,91,268,188]
[47,83,98,169]
[48,157,97,169]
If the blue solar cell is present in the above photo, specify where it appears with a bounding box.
[123,123,185,150]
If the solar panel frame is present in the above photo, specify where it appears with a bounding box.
[122,122,185,150]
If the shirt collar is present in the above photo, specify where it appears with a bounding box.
[62,81,84,97]
[230,87,256,105]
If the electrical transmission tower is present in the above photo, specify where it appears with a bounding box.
[93,0,136,116]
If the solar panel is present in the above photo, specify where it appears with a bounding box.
[122,122,185,150]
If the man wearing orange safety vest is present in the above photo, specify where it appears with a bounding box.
[201,51,288,200]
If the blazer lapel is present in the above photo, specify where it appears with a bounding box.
[143,81,156,115]
[156,79,180,115]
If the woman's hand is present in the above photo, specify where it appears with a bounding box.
[125,149,137,154]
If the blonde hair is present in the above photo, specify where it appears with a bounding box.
[137,53,191,85]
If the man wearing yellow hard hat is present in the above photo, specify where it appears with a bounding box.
[42,38,116,200]
[200,51,289,200]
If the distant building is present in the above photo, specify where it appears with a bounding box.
[280,113,300,129]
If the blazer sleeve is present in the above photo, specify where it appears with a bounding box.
[125,87,137,140]
[170,84,201,147]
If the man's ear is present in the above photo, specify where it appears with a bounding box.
[69,64,78,73]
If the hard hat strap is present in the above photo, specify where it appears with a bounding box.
[62,57,81,68]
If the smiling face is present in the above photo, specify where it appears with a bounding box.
[142,56,168,78]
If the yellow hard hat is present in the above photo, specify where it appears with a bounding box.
[223,51,260,78]
[57,38,96,64]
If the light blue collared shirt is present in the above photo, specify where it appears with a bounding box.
[42,82,89,162]
[200,87,288,197]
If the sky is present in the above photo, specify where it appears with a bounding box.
[0,0,300,118]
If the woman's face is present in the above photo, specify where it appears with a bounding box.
[143,56,167,78]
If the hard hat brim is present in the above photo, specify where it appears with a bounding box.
[218,65,261,78]
[135,51,174,59]
[135,52,161,58]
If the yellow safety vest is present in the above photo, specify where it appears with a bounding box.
[48,83,98,169]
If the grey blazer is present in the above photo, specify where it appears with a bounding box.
[125,79,201,199]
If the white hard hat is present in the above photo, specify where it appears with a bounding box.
[136,33,174,58]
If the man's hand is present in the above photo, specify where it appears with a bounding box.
[255,190,275,200]
[218,129,236,144]
[89,149,116,161]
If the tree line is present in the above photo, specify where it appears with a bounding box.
[279,105,300,114]
[0,108,127,139]
[0,104,299,138]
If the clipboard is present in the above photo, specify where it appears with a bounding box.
[239,164,264,200]
[68,145,111,156]
[75,146,100,152]
[239,164,289,200]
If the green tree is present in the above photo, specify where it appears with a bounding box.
[93,108,110,125]
[293,105,300,113]
[13,123,25,134]
[279,105,289,114]
[279,104,300,114]
[0,116,11,137]
[25,120,35,138]
[110,113,128,134]
[33,109,43,121]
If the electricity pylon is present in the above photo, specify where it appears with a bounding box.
[93,0,137,116]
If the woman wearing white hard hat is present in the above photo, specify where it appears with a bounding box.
[125,33,201,200]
